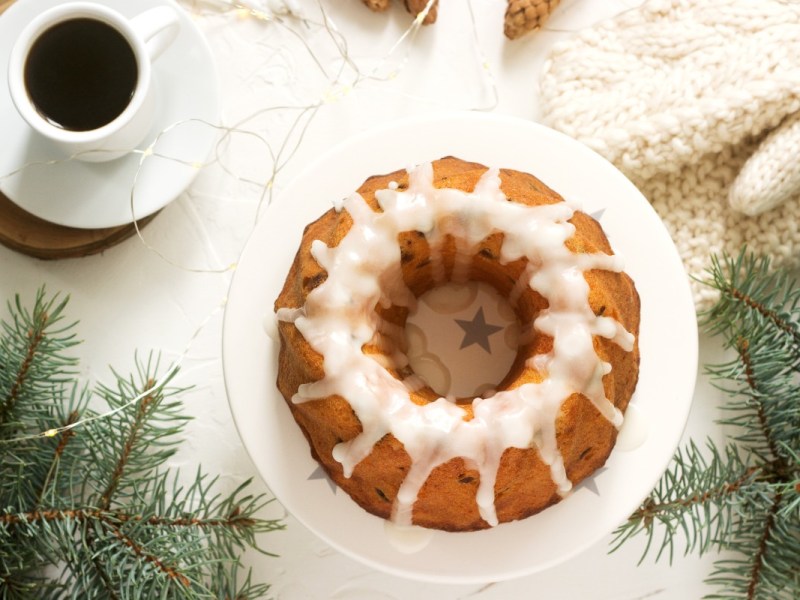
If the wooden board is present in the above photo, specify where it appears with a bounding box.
[0,0,158,260]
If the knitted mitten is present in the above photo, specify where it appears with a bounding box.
[540,0,800,309]
[729,111,800,216]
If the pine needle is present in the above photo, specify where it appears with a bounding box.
[611,248,800,599]
[0,288,283,598]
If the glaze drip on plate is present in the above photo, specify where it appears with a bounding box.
[277,162,635,528]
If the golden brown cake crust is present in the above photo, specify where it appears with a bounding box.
[274,156,640,531]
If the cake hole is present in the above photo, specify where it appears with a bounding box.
[403,282,519,400]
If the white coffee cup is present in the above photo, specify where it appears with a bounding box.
[7,3,180,162]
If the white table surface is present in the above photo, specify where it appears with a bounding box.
[0,0,737,597]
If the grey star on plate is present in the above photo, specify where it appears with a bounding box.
[308,465,337,494]
[578,467,608,496]
[455,307,503,353]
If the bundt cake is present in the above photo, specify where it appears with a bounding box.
[274,156,640,532]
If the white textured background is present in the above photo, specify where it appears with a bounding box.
[0,0,737,597]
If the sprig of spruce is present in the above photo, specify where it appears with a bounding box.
[0,288,283,599]
[611,250,800,599]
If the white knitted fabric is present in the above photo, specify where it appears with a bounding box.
[539,0,800,310]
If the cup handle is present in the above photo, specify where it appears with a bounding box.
[130,6,181,61]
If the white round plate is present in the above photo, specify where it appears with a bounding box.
[222,112,698,583]
[0,0,219,229]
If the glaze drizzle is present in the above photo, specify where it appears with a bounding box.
[277,163,634,527]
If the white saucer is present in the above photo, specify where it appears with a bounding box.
[222,113,699,583]
[0,0,220,229]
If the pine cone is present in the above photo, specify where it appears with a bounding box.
[362,0,391,12]
[360,0,437,24]
[504,0,560,40]
[405,0,438,24]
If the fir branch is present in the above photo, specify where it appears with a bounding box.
[702,252,800,360]
[731,337,786,470]
[705,492,799,600]
[103,520,192,588]
[1,315,43,426]
[35,409,80,508]
[745,491,782,600]
[1,507,258,530]
[702,253,799,470]
[97,381,159,510]
[83,358,190,512]
[610,441,766,563]
[0,289,282,598]
[615,249,800,599]
[0,290,79,433]
[776,443,800,517]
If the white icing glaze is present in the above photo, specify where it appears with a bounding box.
[277,162,635,528]
[262,311,279,342]
[615,401,648,452]
[383,520,435,554]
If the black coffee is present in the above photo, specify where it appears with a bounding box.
[24,18,138,132]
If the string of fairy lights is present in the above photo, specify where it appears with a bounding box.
[129,0,456,272]
[0,0,474,445]
[0,0,628,445]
